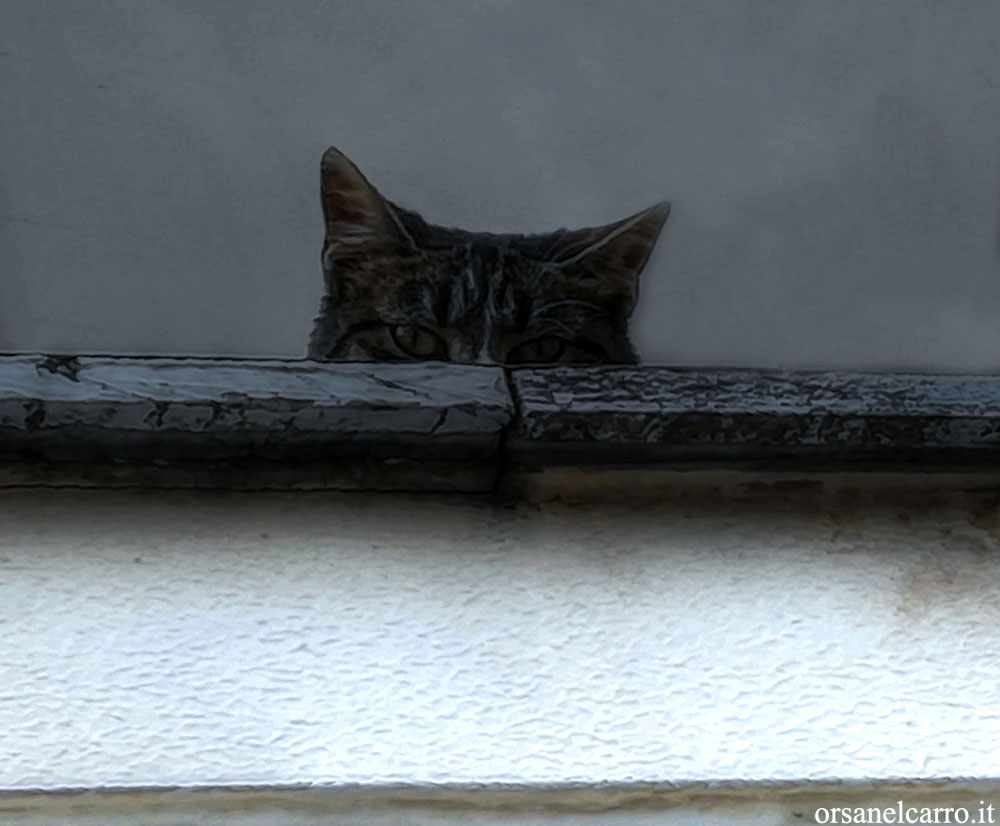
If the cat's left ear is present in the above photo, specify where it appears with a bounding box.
[548,201,671,313]
[320,146,416,259]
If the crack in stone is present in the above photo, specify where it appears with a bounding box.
[36,356,81,382]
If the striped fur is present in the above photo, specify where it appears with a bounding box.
[309,147,670,365]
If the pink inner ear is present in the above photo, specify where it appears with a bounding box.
[321,151,381,230]
[620,242,648,272]
[328,190,373,227]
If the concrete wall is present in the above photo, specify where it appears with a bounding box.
[3,487,1000,790]
[3,0,1000,371]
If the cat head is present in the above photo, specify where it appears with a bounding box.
[308,147,670,365]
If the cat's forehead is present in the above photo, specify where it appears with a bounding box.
[417,232,550,279]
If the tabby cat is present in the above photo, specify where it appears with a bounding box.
[308,147,670,364]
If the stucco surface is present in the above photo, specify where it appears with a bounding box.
[2,489,1000,788]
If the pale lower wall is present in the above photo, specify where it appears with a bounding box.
[1,487,999,789]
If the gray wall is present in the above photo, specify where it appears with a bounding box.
[3,0,999,370]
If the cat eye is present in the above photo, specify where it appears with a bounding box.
[506,336,569,365]
[390,324,448,360]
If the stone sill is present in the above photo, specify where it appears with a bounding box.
[3,781,1000,825]
[4,353,1000,492]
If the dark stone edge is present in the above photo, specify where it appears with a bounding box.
[5,355,1000,491]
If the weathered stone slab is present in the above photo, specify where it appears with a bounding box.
[0,355,511,489]
[509,366,1000,468]
[6,357,1000,486]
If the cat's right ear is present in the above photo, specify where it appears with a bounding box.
[320,147,415,260]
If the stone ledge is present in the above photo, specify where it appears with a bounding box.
[4,355,1000,490]
[0,355,511,491]
[510,365,1000,468]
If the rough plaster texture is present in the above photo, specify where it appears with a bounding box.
[3,1,1000,371]
[2,488,1000,790]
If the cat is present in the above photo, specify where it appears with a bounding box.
[308,147,670,364]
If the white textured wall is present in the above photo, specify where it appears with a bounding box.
[3,1,1000,370]
[2,488,1000,789]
